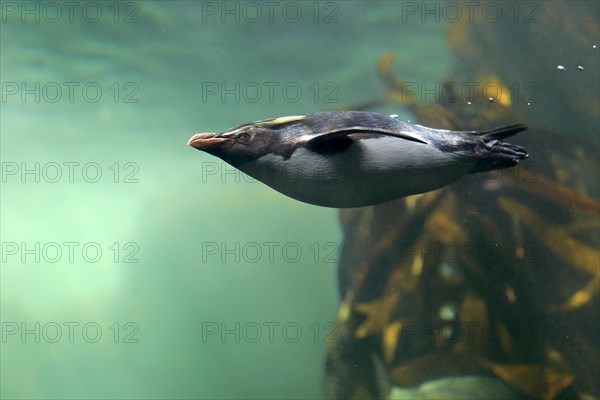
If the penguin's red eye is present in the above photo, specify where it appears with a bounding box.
[237,132,251,142]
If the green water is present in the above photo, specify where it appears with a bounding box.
[0,2,449,399]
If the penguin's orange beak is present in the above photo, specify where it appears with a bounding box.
[187,133,227,150]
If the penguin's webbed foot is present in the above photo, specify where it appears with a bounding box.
[486,140,529,160]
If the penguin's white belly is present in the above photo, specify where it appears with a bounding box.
[241,137,474,207]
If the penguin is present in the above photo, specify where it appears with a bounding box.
[370,353,524,400]
[188,111,528,208]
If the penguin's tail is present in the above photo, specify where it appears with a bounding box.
[468,124,529,174]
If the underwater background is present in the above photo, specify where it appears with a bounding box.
[1,1,598,399]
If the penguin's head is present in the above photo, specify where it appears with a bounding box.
[187,115,307,167]
[187,125,268,167]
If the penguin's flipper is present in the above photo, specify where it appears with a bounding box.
[305,126,427,145]
[302,127,428,156]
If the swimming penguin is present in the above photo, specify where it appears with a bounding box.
[188,111,528,208]
[369,353,524,400]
